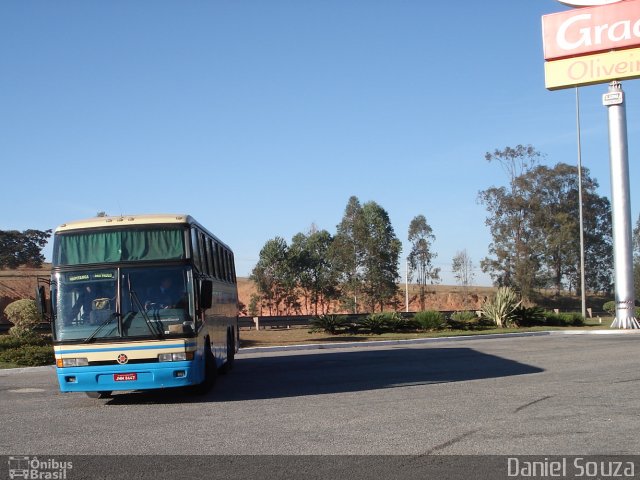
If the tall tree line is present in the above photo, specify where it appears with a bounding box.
[251,196,404,315]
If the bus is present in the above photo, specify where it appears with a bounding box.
[41,214,238,398]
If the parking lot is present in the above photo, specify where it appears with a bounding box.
[1,333,639,457]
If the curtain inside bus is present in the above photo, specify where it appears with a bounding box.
[54,228,185,265]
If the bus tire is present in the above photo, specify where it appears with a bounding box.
[190,340,216,395]
[85,391,112,399]
[220,329,235,374]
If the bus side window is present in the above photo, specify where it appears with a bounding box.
[191,228,202,272]
[199,233,210,276]
[224,250,231,282]
[230,253,237,283]
[211,240,220,279]
[206,238,214,278]
[218,244,226,281]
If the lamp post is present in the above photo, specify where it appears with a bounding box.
[575,87,587,319]
[405,257,410,313]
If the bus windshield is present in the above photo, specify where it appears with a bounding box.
[53,266,195,342]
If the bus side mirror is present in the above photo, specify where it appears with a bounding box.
[35,285,48,321]
[200,280,213,310]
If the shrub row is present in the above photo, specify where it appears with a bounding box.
[309,308,586,335]
[513,306,584,327]
[310,311,495,335]
[0,344,54,367]
[0,334,54,367]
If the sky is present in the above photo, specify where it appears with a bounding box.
[2,0,640,286]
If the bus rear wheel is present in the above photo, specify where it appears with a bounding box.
[219,329,235,374]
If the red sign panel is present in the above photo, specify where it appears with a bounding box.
[114,373,137,382]
[543,0,640,60]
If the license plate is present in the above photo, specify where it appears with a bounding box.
[114,373,137,382]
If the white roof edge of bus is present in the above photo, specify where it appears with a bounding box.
[54,214,234,253]
[55,214,192,232]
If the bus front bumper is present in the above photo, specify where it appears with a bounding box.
[56,360,200,392]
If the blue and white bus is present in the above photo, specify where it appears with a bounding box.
[44,214,238,398]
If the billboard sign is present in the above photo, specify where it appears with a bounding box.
[542,0,640,60]
[544,46,640,89]
[557,0,623,6]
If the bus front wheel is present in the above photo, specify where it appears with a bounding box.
[190,341,216,395]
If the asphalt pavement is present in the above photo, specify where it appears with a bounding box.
[1,333,639,457]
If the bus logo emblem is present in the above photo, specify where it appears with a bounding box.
[117,354,128,365]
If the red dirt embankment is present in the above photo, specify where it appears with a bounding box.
[236,277,495,315]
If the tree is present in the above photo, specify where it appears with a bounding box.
[0,229,52,269]
[332,196,366,313]
[407,215,440,311]
[250,237,298,315]
[479,149,612,297]
[520,163,612,294]
[359,201,402,312]
[250,196,402,315]
[289,228,339,315]
[479,145,542,298]
[452,249,474,305]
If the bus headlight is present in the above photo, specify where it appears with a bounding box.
[158,352,193,362]
[58,358,89,367]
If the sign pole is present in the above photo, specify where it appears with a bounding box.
[604,81,639,328]
[575,87,587,319]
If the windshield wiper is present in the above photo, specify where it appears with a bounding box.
[126,275,164,339]
[83,312,118,343]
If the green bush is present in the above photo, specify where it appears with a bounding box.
[358,313,392,334]
[513,306,547,327]
[603,301,616,315]
[379,312,417,332]
[447,311,476,330]
[481,287,521,328]
[543,311,585,326]
[0,344,54,367]
[414,310,445,331]
[0,334,50,351]
[309,315,347,334]
[4,299,41,339]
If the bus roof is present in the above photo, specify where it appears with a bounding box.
[55,214,233,253]
[55,214,193,233]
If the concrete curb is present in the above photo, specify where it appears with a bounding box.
[238,329,640,354]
